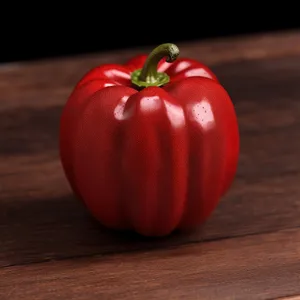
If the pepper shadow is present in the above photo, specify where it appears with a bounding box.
[0,193,204,268]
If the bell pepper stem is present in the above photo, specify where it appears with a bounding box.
[131,43,180,88]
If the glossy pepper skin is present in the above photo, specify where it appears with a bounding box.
[59,43,239,237]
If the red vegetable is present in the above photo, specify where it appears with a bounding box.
[59,43,239,237]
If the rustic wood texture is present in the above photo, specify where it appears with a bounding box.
[1,30,300,299]
[276,297,300,300]
[1,229,300,300]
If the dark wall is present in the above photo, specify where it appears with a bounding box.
[1,5,299,63]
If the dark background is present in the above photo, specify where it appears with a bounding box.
[1,5,299,63]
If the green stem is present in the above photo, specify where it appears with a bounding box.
[131,43,180,88]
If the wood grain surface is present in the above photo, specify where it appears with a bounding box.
[1,30,300,299]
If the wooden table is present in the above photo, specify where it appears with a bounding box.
[1,30,300,300]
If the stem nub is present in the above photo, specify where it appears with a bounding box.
[131,43,179,88]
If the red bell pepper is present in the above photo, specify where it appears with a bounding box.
[59,43,239,237]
